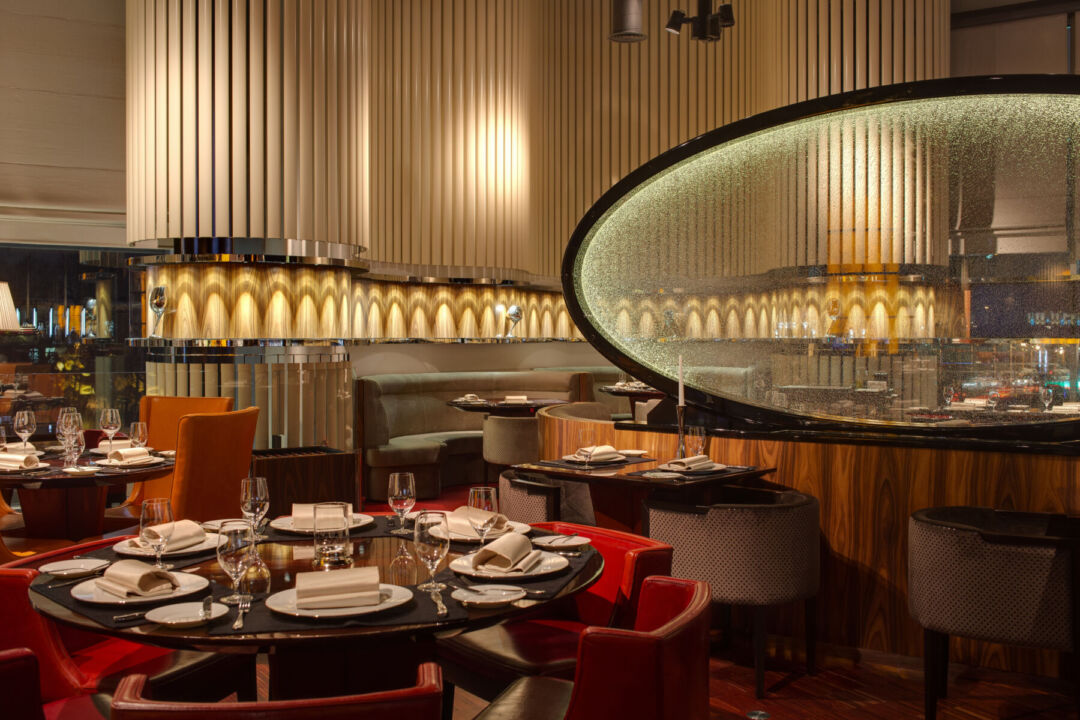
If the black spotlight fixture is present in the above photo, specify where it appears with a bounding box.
[667,0,735,42]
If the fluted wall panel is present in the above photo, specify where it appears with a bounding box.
[126,0,369,249]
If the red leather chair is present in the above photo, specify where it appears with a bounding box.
[475,576,711,720]
[436,521,673,701]
[110,662,443,719]
[1,537,255,704]
[0,648,109,720]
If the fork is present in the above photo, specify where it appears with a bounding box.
[232,596,250,630]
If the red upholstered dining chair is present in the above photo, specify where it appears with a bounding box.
[0,537,255,704]
[169,407,259,522]
[110,662,443,719]
[0,648,109,720]
[475,576,711,720]
[105,396,235,530]
[436,521,673,701]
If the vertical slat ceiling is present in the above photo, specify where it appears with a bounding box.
[126,0,368,249]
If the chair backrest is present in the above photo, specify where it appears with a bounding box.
[531,521,672,627]
[497,473,560,524]
[565,576,711,720]
[482,415,539,466]
[0,649,47,720]
[110,662,443,719]
[133,396,235,501]
[170,407,259,521]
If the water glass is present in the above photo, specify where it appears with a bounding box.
[312,502,352,569]
[578,427,596,469]
[466,486,499,543]
[413,511,449,591]
[388,472,416,535]
[1040,386,1054,412]
[240,476,270,539]
[129,421,148,448]
[99,408,121,450]
[140,498,174,570]
[71,430,86,466]
[13,409,35,449]
[216,520,255,605]
[387,541,418,586]
[686,426,706,456]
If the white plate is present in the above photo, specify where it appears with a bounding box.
[145,601,229,627]
[560,454,626,464]
[640,470,684,479]
[113,533,221,558]
[531,534,591,550]
[3,449,45,458]
[61,466,99,476]
[450,584,526,607]
[90,445,152,455]
[266,583,412,618]
[158,450,176,458]
[0,465,49,474]
[93,456,165,468]
[70,572,209,606]
[44,444,66,453]
[39,558,110,577]
[617,449,648,457]
[430,520,531,543]
[656,461,727,472]
[450,550,569,579]
[269,513,375,534]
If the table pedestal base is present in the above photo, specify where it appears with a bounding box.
[19,486,107,540]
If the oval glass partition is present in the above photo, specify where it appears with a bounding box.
[564,76,1080,438]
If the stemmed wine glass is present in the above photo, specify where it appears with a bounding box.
[140,498,174,570]
[1040,386,1054,412]
[99,408,121,451]
[578,427,596,470]
[942,386,954,408]
[58,409,83,468]
[216,520,254,606]
[466,486,499,544]
[414,511,449,591]
[148,286,168,338]
[129,421,148,449]
[13,409,35,450]
[240,476,270,539]
[686,426,706,456]
[388,472,416,535]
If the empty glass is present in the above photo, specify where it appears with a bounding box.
[466,486,499,543]
[13,409,35,449]
[57,409,82,467]
[216,520,254,605]
[413,511,449,591]
[686,426,706,456]
[148,285,168,338]
[1040,386,1054,412]
[99,408,121,451]
[388,472,416,535]
[578,427,596,469]
[140,498,174,570]
[240,476,270,539]
[942,386,955,408]
[129,421,148,448]
[312,501,352,569]
[387,541,418,586]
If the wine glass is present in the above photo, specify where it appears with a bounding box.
[58,411,83,468]
[99,408,121,451]
[1040,386,1054,412]
[240,476,270,539]
[71,429,86,466]
[466,486,499,543]
[216,520,254,606]
[148,286,168,338]
[140,498,174,570]
[414,511,449,591]
[13,409,35,450]
[686,426,706,456]
[388,472,416,535]
[578,427,596,470]
[129,421,148,449]
[942,386,954,408]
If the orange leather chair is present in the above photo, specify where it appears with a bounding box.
[104,396,234,529]
[169,407,259,521]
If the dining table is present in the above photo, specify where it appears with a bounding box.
[27,515,603,699]
[596,384,668,417]
[446,397,567,417]
[0,451,174,540]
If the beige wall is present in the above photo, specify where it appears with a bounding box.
[0,0,126,247]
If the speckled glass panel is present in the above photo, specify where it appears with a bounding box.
[573,94,1080,427]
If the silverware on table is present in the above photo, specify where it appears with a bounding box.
[232,596,251,630]
[46,563,112,589]
[113,610,147,622]
[549,533,580,545]
[451,580,545,597]
[430,589,448,617]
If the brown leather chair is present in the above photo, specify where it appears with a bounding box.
[168,407,258,522]
[104,396,234,529]
[475,576,711,720]
[110,662,443,719]
[908,507,1080,720]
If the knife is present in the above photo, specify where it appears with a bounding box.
[113,610,148,622]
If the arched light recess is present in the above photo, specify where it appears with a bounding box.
[563,76,1080,441]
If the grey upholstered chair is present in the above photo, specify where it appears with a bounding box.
[482,415,540,466]
[645,487,820,698]
[497,472,561,524]
[908,507,1079,720]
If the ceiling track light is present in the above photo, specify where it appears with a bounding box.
[667,0,735,42]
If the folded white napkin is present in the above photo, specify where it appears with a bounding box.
[5,441,35,453]
[0,452,39,470]
[108,447,150,464]
[130,519,206,552]
[504,395,528,403]
[457,393,481,402]
[100,439,132,451]
[295,566,381,609]
[448,506,509,539]
[95,559,178,598]
[614,381,628,388]
[572,445,621,462]
[659,455,716,471]
[291,503,353,531]
[471,533,543,574]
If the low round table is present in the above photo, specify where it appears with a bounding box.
[28,532,603,699]
[447,398,566,417]
[597,385,667,417]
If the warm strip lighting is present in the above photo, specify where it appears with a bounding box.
[0,282,18,330]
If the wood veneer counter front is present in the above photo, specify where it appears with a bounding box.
[539,410,1080,678]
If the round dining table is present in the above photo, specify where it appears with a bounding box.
[27,527,603,699]
[447,397,566,417]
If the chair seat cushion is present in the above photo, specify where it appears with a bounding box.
[474,676,574,720]
[365,436,447,467]
[438,618,585,683]
[410,430,483,456]
[43,693,111,720]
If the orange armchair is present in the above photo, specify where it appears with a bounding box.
[169,407,259,521]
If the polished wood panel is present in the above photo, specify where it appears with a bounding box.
[539,409,1080,677]
[251,448,358,514]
